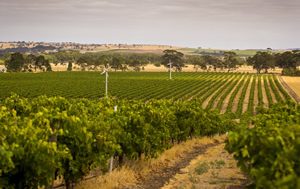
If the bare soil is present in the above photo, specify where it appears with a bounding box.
[265,77,277,103]
[270,76,284,100]
[132,141,221,189]
[260,77,269,108]
[162,142,249,189]
[253,77,259,114]
[131,136,248,189]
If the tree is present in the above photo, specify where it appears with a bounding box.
[223,52,239,72]
[24,54,37,72]
[275,51,300,69]
[5,53,25,72]
[161,50,185,71]
[202,55,221,71]
[35,55,52,72]
[67,62,73,71]
[111,57,123,71]
[186,55,207,71]
[247,52,275,73]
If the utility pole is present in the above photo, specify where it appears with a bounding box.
[101,64,109,98]
[167,60,173,80]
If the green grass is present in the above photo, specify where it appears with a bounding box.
[195,162,209,175]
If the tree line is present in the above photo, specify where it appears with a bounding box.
[4,52,51,72]
[3,50,300,75]
[247,50,300,75]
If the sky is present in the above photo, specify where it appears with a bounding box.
[0,0,299,49]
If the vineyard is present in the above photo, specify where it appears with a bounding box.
[1,71,299,188]
[0,72,293,115]
[0,95,235,189]
[226,102,300,188]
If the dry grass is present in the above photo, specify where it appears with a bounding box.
[75,136,224,189]
[282,76,300,98]
[162,142,248,189]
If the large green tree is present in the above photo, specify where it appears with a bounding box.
[223,52,239,71]
[202,55,222,71]
[161,50,185,71]
[275,51,300,69]
[5,53,25,72]
[247,52,275,73]
[35,55,52,72]
[186,55,207,71]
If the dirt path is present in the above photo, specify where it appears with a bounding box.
[270,76,284,101]
[265,76,277,103]
[253,77,259,114]
[130,136,248,189]
[132,141,222,189]
[220,75,245,114]
[242,76,253,113]
[162,142,249,189]
[232,76,248,113]
[260,77,269,108]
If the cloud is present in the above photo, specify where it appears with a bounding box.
[0,0,299,48]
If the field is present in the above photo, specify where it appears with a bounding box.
[281,76,300,102]
[1,71,298,189]
[179,48,286,57]
[0,72,292,115]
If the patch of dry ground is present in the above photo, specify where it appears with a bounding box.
[281,76,300,102]
[253,77,259,114]
[75,136,247,189]
[265,76,277,103]
[270,76,284,100]
[162,142,249,189]
[260,77,269,108]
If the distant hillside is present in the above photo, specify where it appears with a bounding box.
[0,41,292,56]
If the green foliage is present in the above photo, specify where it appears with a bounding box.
[247,52,275,73]
[5,52,25,72]
[223,51,240,71]
[67,62,72,71]
[0,72,292,117]
[0,94,235,188]
[161,49,185,71]
[275,51,300,70]
[195,162,209,175]
[282,68,300,76]
[247,50,300,75]
[226,103,300,189]
[4,53,52,72]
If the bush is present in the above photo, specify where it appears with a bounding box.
[282,68,300,76]
[226,103,300,189]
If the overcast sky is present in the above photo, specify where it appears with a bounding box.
[0,0,299,49]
